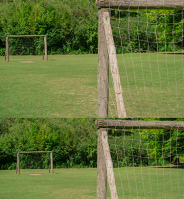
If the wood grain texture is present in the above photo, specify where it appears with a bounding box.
[44,36,48,61]
[16,152,20,174]
[101,130,118,199]
[5,36,9,62]
[50,152,54,174]
[96,120,184,129]
[96,0,184,9]
[97,9,109,118]
[97,128,107,199]
[102,10,127,118]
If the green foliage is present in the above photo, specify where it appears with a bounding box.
[0,0,98,55]
[0,119,97,169]
[1,1,183,55]
[111,9,184,53]
[108,118,184,167]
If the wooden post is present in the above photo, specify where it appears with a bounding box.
[96,0,184,9]
[97,8,109,118]
[6,36,9,62]
[97,128,107,199]
[44,36,48,61]
[102,10,127,118]
[50,152,53,174]
[16,152,20,174]
[101,130,118,199]
[95,120,184,129]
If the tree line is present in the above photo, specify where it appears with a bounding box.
[0,0,184,56]
[0,0,98,55]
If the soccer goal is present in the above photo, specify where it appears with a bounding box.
[96,119,184,199]
[97,0,184,118]
[5,35,48,61]
[16,151,53,174]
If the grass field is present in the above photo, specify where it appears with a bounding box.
[0,55,97,117]
[0,167,183,198]
[1,53,184,117]
[110,53,184,117]
[0,168,97,199]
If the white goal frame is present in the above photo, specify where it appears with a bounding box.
[5,35,48,61]
[16,151,53,174]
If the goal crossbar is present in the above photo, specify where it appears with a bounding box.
[96,0,184,9]
[16,151,53,174]
[96,120,184,129]
[5,35,48,61]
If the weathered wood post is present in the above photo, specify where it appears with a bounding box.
[5,36,9,62]
[97,7,109,199]
[102,10,127,118]
[97,8,109,118]
[16,152,20,174]
[50,152,53,174]
[97,128,107,199]
[44,36,48,61]
[101,130,118,199]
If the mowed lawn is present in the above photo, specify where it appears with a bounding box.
[0,55,98,117]
[0,167,183,199]
[0,168,97,199]
[112,166,184,199]
[110,53,184,118]
[1,53,184,118]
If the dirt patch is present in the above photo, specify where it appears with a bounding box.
[29,174,41,175]
[20,61,33,63]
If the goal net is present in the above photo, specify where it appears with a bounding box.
[6,35,47,61]
[97,1,184,118]
[96,119,184,198]
[16,151,53,174]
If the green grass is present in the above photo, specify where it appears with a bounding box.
[1,53,184,117]
[112,166,184,199]
[0,167,183,198]
[109,53,184,117]
[0,168,97,199]
[0,55,97,117]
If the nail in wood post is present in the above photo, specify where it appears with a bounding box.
[44,36,48,61]
[97,8,109,118]
[97,128,107,199]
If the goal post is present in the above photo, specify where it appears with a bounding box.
[5,35,48,61]
[96,0,184,9]
[97,0,184,118]
[96,119,184,198]
[16,151,53,174]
